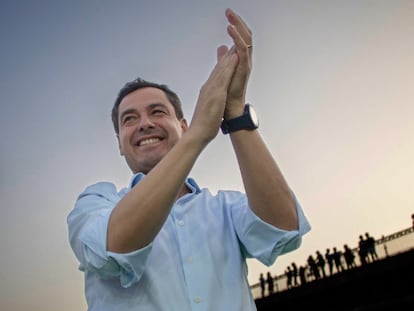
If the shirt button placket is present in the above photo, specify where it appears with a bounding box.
[176,217,201,307]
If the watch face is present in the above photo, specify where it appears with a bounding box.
[248,105,259,126]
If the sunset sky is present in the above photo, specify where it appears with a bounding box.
[1,1,413,310]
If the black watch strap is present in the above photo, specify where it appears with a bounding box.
[221,104,259,134]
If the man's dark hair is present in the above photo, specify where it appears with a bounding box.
[111,77,184,134]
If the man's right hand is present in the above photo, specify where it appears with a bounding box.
[187,46,238,145]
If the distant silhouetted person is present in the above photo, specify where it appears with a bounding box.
[316,250,326,278]
[381,235,389,257]
[291,262,299,286]
[325,248,334,276]
[365,232,378,262]
[343,244,356,269]
[266,272,274,295]
[259,273,266,297]
[411,213,414,229]
[307,254,320,280]
[358,234,368,265]
[285,266,293,289]
[332,247,344,273]
[299,265,307,285]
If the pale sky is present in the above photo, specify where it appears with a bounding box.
[1,1,413,310]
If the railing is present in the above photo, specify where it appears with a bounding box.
[250,226,414,300]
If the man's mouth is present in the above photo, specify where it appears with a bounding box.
[138,138,161,146]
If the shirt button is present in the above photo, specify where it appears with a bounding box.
[177,220,185,226]
[186,257,193,264]
[194,296,202,303]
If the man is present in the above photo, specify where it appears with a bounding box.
[364,232,378,262]
[259,273,266,298]
[67,8,310,310]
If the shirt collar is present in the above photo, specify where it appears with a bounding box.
[128,173,201,194]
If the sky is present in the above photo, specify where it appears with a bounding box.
[1,0,413,310]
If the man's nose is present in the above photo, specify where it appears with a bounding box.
[137,115,155,131]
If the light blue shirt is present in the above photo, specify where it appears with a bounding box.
[67,173,310,310]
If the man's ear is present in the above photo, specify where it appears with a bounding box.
[116,134,123,156]
[180,118,188,133]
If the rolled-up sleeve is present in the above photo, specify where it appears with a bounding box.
[67,182,151,287]
[231,193,311,266]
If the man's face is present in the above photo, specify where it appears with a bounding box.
[117,87,187,174]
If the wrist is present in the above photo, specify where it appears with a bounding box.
[185,123,216,148]
[221,104,259,134]
[224,105,244,120]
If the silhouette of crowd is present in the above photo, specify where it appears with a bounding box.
[259,232,383,296]
[258,214,414,298]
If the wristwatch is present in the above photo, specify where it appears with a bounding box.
[221,104,259,134]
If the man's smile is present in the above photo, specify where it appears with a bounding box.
[136,137,162,147]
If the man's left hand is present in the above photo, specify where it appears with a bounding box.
[223,8,253,120]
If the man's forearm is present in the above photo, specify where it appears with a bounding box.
[230,129,298,230]
[107,132,206,253]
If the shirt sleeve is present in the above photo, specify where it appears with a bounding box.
[230,192,311,266]
[67,182,152,288]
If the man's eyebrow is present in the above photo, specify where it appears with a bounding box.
[119,108,137,121]
[148,102,169,110]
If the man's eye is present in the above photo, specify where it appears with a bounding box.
[123,116,136,124]
[153,109,166,115]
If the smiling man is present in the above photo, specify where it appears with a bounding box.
[67,8,310,311]
[115,86,187,175]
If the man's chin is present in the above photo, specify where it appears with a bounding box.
[127,156,164,174]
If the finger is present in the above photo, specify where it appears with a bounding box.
[225,8,252,46]
[217,51,239,84]
[207,48,239,86]
[227,25,252,59]
[220,54,239,89]
[215,46,239,84]
[217,45,229,61]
